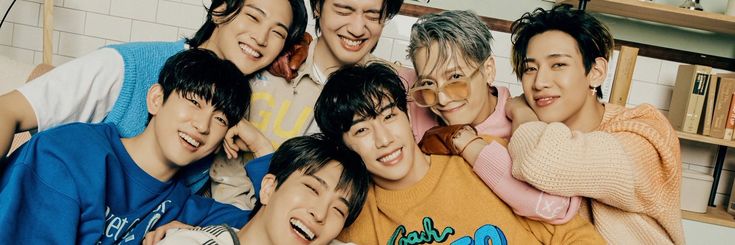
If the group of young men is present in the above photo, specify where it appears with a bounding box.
[0,0,683,244]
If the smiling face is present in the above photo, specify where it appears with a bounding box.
[148,86,231,168]
[412,42,496,126]
[258,161,352,245]
[203,0,293,75]
[341,100,428,190]
[314,0,386,67]
[520,30,606,128]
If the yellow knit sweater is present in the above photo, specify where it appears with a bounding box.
[509,103,684,244]
[337,155,604,244]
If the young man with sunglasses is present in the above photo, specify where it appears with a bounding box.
[315,62,604,244]
[407,10,581,224]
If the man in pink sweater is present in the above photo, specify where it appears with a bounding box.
[505,5,684,244]
[406,10,581,224]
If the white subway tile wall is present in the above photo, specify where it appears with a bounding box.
[0,0,734,204]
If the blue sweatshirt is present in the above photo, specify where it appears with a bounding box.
[0,123,250,244]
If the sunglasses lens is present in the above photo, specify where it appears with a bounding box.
[411,88,437,107]
[444,82,469,100]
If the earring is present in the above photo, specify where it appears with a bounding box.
[589,85,598,95]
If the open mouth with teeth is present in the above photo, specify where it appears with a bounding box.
[339,36,366,51]
[290,218,316,242]
[179,132,201,148]
[239,42,262,59]
[378,147,402,165]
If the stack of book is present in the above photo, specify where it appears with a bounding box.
[668,64,735,140]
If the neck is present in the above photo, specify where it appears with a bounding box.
[198,33,220,57]
[564,95,605,132]
[121,126,178,182]
[313,38,346,76]
[472,87,498,126]
[374,145,431,190]
[237,212,267,244]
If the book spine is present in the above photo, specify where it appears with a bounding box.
[724,93,735,140]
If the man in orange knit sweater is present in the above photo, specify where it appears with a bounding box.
[314,62,604,244]
[506,5,684,244]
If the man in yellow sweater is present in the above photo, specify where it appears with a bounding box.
[314,62,604,244]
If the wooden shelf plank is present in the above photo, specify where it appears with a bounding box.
[557,0,735,35]
[682,205,735,228]
[677,131,735,148]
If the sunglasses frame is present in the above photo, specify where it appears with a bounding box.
[408,66,483,108]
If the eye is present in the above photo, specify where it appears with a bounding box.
[523,66,537,73]
[272,30,286,39]
[384,112,396,121]
[365,13,381,22]
[418,79,436,87]
[246,13,259,23]
[188,98,200,107]
[305,184,319,195]
[353,127,368,136]
[333,206,346,217]
[552,63,567,68]
[450,73,463,80]
[214,116,228,126]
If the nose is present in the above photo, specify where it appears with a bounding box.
[436,89,452,106]
[532,68,552,91]
[252,25,269,47]
[192,112,211,135]
[373,122,395,149]
[346,15,367,38]
[308,204,328,224]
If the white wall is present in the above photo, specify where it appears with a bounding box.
[0,0,733,240]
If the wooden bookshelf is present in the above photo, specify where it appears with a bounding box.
[682,205,735,228]
[556,0,735,35]
[677,131,735,148]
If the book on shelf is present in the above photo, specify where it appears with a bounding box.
[667,65,711,134]
[700,73,720,136]
[710,74,735,139]
[725,93,735,141]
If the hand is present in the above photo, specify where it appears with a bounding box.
[268,33,313,80]
[142,220,193,245]
[223,119,274,159]
[419,124,480,155]
[505,95,537,122]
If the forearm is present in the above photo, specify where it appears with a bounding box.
[472,142,580,224]
[0,90,38,159]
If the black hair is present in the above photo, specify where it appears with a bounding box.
[251,134,369,228]
[511,5,613,99]
[310,0,404,34]
[186,0,308,57]
[157,48,251,126]
[314,62,407,145]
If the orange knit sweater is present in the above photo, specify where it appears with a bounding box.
[509,103,684,244]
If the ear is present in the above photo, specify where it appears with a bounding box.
[146,84,165,116]
[481,56,496,85]
[587,57,608,88]
[259,174,277,206]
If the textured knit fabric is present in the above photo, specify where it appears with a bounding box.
[337,154,605,244]
[105,40,186,138]
[509,103,684,244]
[0,123,249,244]
[471,87,581,224]
[158,224,241,245]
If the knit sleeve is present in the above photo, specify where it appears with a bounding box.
[473,141,581,224]
[509,119,678,213]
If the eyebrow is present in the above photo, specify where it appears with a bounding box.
[333,3,381,15]
[245,5,289,33]
[524,53,573,63]
[350,102,397,126]
[307,174,352,207]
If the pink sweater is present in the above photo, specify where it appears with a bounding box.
[408,85,580,224]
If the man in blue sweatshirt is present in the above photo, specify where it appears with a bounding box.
[0,49,268,244]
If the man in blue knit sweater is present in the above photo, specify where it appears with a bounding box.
[0,49,268,244]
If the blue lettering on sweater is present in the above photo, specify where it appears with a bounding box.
[102,200,172,243]
[388,217,507,245]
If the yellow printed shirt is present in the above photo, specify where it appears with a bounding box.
[337,155,605,245]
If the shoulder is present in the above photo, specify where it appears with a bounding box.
[158,225,238,245]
